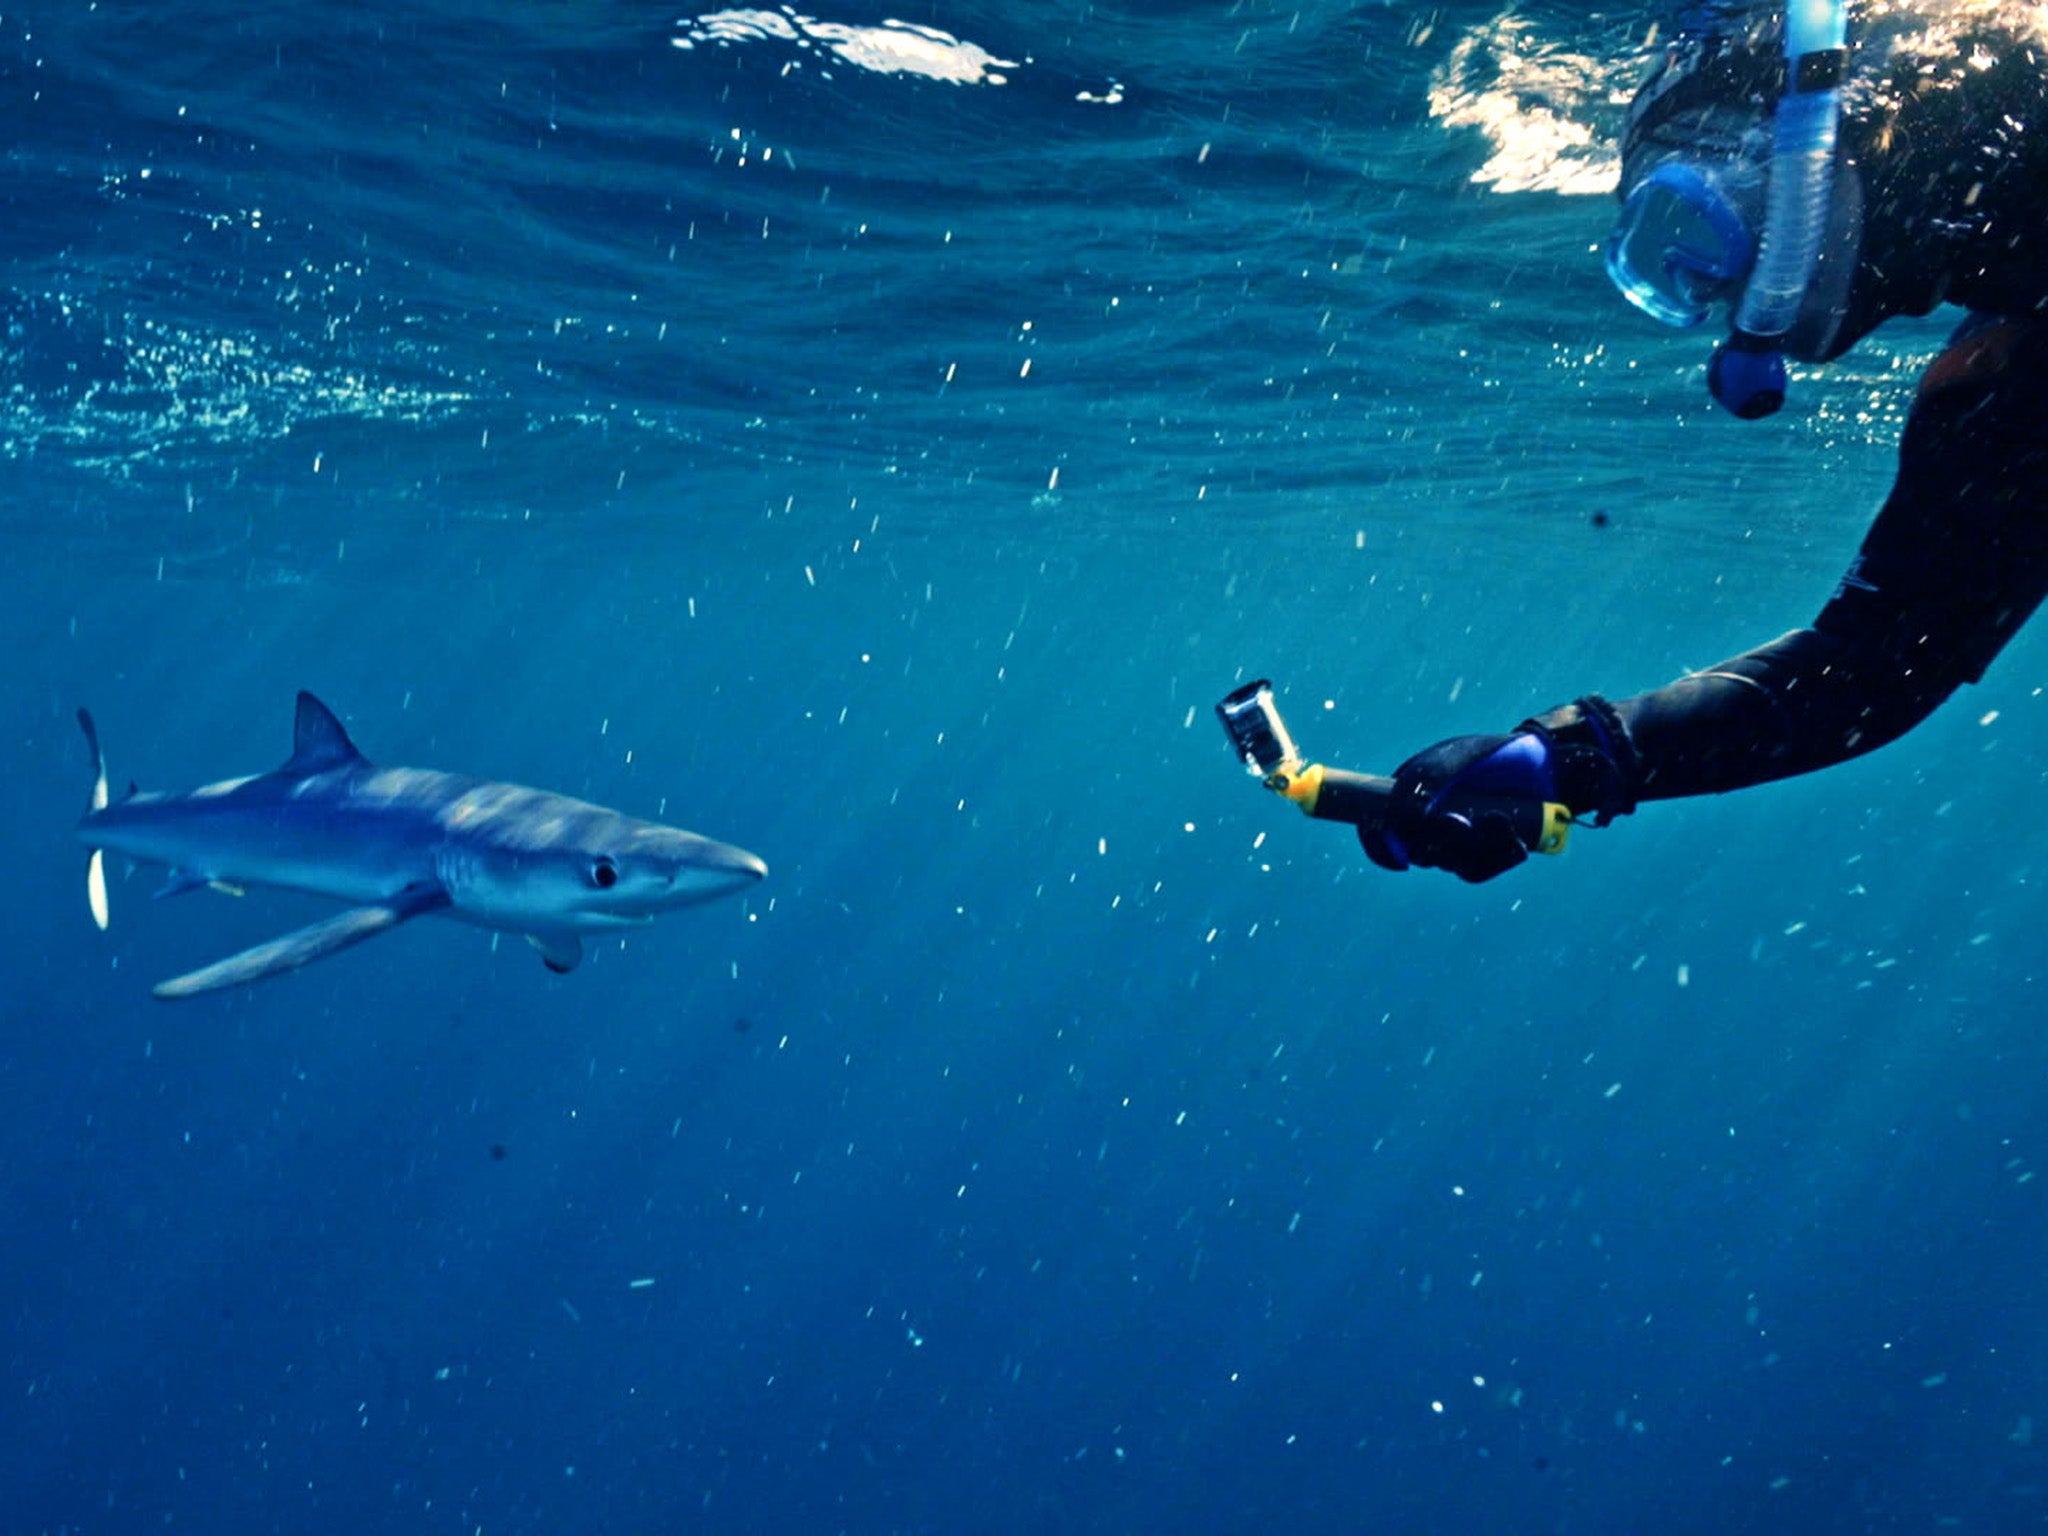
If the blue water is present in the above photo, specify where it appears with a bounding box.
[7,2,2046,1531]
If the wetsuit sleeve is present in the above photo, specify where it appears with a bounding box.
[1541,318,2048,805]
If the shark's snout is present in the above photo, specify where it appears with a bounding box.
[664,837,767,905]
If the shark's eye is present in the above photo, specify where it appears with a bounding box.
[589,856,619,890]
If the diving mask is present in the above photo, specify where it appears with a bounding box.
[1606,157,1764,329]
[1606,0,1851,417]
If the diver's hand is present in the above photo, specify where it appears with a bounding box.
[1359,732,1553,883]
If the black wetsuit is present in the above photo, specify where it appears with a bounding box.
[1479,3,2048,837]
[1529,316,2048,817]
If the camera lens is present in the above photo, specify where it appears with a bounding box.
[1216,681,1299,777]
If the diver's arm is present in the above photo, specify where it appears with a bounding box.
[1570,316,2048,801]
[1366,318,2048,880]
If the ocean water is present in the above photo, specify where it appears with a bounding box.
[7,2,2046,1531]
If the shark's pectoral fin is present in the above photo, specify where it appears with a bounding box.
[526,931,584,975]
[153,883,450,1001]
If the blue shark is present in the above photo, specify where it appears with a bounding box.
[76,692,767,1000]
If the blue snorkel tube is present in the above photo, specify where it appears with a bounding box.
[1708,0,1849,417]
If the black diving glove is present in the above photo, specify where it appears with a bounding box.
[1361,696,1640,883]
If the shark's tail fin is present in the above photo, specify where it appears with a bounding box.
[77,708,110,931]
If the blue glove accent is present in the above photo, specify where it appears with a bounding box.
[1363,731,1556,883]
[1427,731,1557,809]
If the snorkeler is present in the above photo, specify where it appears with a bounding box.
[1226,0,2048,882]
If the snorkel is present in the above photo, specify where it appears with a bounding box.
[1706,0,1850,417]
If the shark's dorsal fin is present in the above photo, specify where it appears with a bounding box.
[286,692,369,775]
